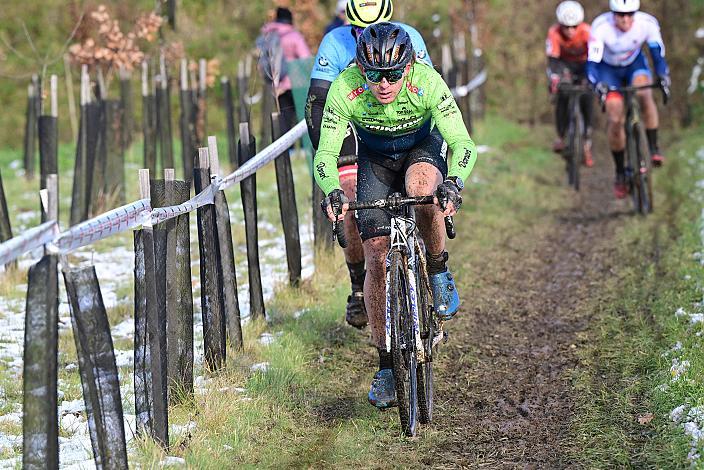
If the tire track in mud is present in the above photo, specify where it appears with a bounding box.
[427,148,630,468]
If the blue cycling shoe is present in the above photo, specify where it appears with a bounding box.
[430,270,460,320]
[368,369,396,409]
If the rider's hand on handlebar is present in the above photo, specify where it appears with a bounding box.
[658,75,671,103]
[549,74,561,95]
[321,189,349,222]
[435,179,463,217]
[595,81,609,105]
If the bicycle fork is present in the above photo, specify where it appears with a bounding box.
[384,217,425,363]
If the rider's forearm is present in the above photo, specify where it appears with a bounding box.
[313,148,342,195]
[547,57,564,78]
[447,138,478,183]
[586,60,600,86]
[305,79,332,150]
[647,43,669,78]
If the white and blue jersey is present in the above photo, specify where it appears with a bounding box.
[311,22,432,83]
[587,11,669,87]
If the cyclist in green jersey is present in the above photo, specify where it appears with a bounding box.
[316,23,478,408]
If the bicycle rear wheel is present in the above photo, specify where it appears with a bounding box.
[389,250,418,437]
[415,251,434,424]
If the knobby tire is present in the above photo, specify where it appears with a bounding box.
[389,250,418,437]
[415,249,434,424]
[634,121,654,214]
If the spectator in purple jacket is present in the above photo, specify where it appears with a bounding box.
[259,7,312,130]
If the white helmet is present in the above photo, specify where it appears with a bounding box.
[556,1,584,27]
[336,0,347,14]
[610,0,640,13]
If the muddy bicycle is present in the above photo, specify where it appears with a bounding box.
[332,194,453,436]
[605,83,668,215]
[558,83,591,191]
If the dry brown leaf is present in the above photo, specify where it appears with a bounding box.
[637,413,654,425]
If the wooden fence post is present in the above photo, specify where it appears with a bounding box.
[134,169,168,445]
[39,75,58,223]
[104,99,125,205]
[196,58,207,146]
[221,77,238,171]
[63,266,128,469]
[208,136,243,350]
[23,76,39,180]
[237,60,250,127]
[194,148,226,369]
[271,113,302,286]
[154,169,195,402]
[157,55,174,171]
[22,254,59,469]
[23,178,60,468]
[70,66,91,225]
[179,59,197,183]
[143,61,158,175]
[238,123,265,320]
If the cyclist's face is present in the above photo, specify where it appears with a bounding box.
[560,24,577,39]
[360,62,412,104]
[613,11,635,32]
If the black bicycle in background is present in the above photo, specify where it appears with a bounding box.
[332,194,454,436]
[606,83,668,215]
[558,83,590,191]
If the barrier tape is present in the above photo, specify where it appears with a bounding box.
[0,119,309,265]
[55,199,152,253]
[451,69,488,98]
[0,221,59,266]
[150,183,217,225]
[219,119,308,191]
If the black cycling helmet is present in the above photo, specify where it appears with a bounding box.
[355,22,414,71]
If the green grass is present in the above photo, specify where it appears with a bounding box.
[571,126,704,467]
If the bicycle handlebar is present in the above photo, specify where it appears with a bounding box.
[604,82,670,106]
[332,195,456,248]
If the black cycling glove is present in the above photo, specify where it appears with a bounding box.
[436,179,463,212]
[321,188,349,219]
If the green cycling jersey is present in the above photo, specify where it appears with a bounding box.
[314,61,477,195]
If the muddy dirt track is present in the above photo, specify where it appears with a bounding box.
[427,147,632,468]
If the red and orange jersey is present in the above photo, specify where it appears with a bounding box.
[546,22,590,63]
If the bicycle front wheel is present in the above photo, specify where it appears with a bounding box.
[634,121,654,214]
[415,250,434,424]
[389,250,418,437]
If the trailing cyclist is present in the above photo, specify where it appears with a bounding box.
[546,1,594,167]
[305,0,433,329]
[315,23,477,408]
[587,0,671,199]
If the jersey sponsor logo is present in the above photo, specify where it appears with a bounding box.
[347,83,369,101]
[318,56,329,67]
[406,82,424,96]
[417,50,427,60]
[364,116,423,133]
[316,161,329,180]
[458,149,473,168]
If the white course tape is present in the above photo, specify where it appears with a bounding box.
[56,199,152,253]
[150,183,218,225]
[452,69,488,98]
[0,221,59,266]
[219,119,308,191]
[0,119,311,264]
